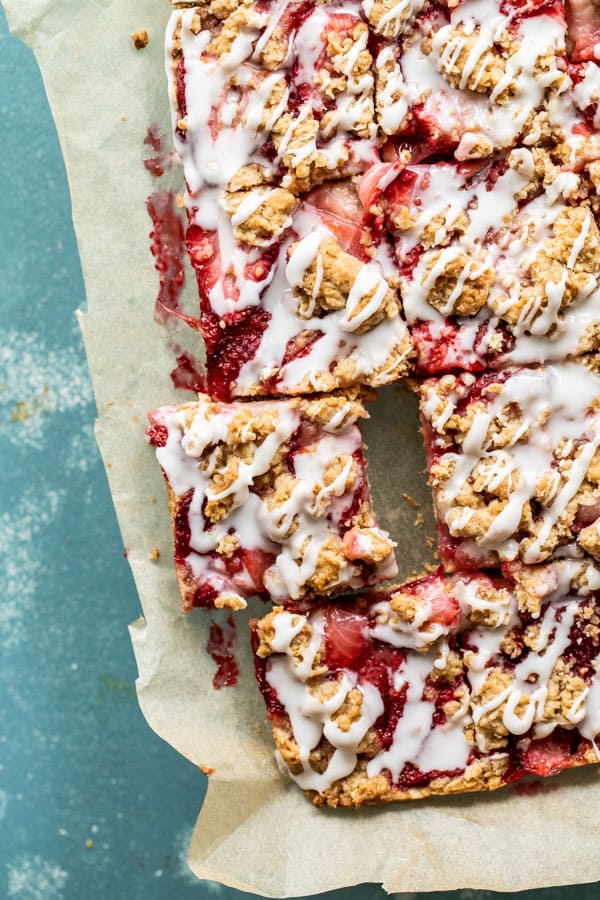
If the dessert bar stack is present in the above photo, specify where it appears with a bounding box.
[147,0,600,805]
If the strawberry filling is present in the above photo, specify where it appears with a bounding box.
[501,0,565,23]
[411,321,514,375]
[566,0,600,61]
[207,614,240,689]
[147,190,189,327]
[169,348,207,395]
[145,421,169,448]
[203,305,272,400]
[224,546,277,595]
[506,728,591,781]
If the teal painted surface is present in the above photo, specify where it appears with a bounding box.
[1,7,599,898]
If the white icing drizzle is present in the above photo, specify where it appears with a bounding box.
[425,362,600,564]
[362,0,425,39]
[169,2,378,206]
[453,575,513,626]
[366,652,471,781]
[151,398,396,606]
[392,139,600,365]
[467,601,580,745]
[573,62,600,130]
[375,44,409,134]
[364,3,600,368]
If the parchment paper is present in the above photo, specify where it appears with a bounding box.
[6,0,600,893]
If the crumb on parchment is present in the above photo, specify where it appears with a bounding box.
[132,29,149,50]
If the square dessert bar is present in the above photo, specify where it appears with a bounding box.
[184,178,413,399]
[418,359,600,570]
[167,1,380,201]
[166,2,413,398]
[252,559,600,806]
[367,145,600,373]
[146,391,397,611]
[372,0,569,161]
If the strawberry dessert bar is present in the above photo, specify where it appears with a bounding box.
[367,145,600,374]
[252,559,600,806]
[372,0,569,161]
[363,0,600,373]
[184,179,413,399]
[418,359,600,570]
[146,391,397,610]
[166,1,413,398]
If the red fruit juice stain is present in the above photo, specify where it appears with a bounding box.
[147,190,195,327]
[169,344,207,394]
[514,779,542,797]
[513,779,558,797]
[143,124,176,177]
[206,614,240,690]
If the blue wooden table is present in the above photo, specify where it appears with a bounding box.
[1,7,599,898]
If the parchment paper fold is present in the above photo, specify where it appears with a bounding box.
[6,0,600,893]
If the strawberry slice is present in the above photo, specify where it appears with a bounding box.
[427,592,460,628]
[566,0,600,61]
[322,11,360,38]
[406,573,461,628]
[324,607,370,668]
[306,182,370,258]
[392,103,462,159]
[280,330,324,367]
[357,161,404,215]
[384,167,420,219]
[239,547,276,592]
[307,180,364,224]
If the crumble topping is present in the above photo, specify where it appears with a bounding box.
[224,186,298,247]
[287,233,398,333]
